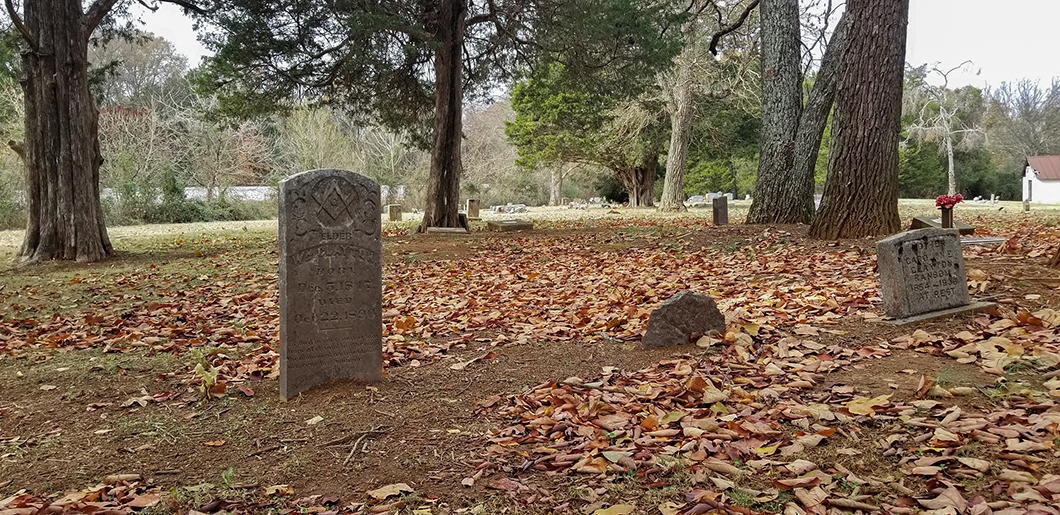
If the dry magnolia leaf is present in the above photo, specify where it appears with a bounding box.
[367,483,413,499]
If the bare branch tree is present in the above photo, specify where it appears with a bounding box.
[904,61,986,195]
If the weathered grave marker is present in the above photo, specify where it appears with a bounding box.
[466,199,480,220]
[876,228,991,324]
[387,204,402,222]
[909,216,974,235]
[712,197,729,225]
[279,169,382,400]
[641,291,725,349]
[487,219,534,231]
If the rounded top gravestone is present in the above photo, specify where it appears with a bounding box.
[278,169,383,400]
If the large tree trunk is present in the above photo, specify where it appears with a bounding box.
[15,0,113,263]
[808,0,908,239]
[420,0,466,232]
[658,27,697,212]
[746,0,803,224]
[789,12,849,217]
[616,159,656,208]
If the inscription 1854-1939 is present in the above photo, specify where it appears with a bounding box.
[279,169,382,400]
[876,228,971,321]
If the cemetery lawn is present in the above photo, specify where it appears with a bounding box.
[2,201,1060,515]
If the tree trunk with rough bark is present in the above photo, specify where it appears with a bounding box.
[658,27,697,212]
[420,0,466,232]
[789,13,848,218]
[746,0,803,224]
[14,0,113,263]
[808,0,908,239]
[617,159,656,208]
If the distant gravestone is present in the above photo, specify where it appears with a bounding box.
[426,227,470,234]
[642,291,726,349]
[387,204,402,222]
[487,219,534,231]
[909,216,974,235]
[876,228,990,324]
[279,169,383,400]
[466,199,480,219]
[712,197,729,225]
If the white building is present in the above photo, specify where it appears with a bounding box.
[1025,156,1060,203]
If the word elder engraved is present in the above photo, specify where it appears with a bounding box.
[279,169,383,399]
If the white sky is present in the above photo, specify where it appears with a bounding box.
[907,0,1060,89]
[140,0,1060,90]
[136,3,209,67]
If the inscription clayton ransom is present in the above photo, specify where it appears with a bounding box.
[876,228,970,320]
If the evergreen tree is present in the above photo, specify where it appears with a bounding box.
[197,0,682,228]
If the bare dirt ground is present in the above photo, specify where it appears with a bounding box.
[2,202,1060,515]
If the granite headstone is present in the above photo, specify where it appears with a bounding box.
[712,197,729,225]
[279,169,383,400]
[909,216,974,235]
[487,219,534,231]
[466,199,480,219]
[876,228,971,321]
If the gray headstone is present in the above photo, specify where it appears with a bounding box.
[712,197,729,225]
[426,227,470,234]
[387,204,402,222]
[487,219,534,231]
[876,228,970,320]
[279,169,383,400]
[466,199,480,219]
[909,216,974,235]
[641,291,725,349]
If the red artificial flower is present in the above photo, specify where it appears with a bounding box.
[935,194,963,209]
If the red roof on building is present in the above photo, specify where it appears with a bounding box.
[1028,155,1060,180]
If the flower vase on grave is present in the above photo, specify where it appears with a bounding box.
[935,194,962,229]
[940,207,954,229]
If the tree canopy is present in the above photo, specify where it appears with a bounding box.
[194,0,685,228]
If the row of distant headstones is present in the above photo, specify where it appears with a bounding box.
[276,169,978,399]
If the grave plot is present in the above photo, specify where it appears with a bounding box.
[1,209,1060,515]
